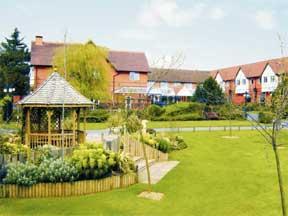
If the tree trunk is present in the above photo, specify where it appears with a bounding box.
[272,136,287,216]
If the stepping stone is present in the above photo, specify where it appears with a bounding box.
[138,161,179,184]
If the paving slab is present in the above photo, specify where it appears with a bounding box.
[138,161,179,184]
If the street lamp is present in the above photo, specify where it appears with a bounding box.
[2,86,15,122]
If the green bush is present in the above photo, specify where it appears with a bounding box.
[259,111,274,123]
[4,163,39,186]
[215,104,244,120]
[126,114,142,133]
[71,143,135,180]
[85,109,110,123]
[38,158,79,183]
[0,134,28,155]
[107,111,124,130]
[147,105,164,120]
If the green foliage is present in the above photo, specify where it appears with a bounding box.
[70,143,135,180]
[147,104,164,120]
[193,77,225,105]
[149,102,205,121]
[214,104,244,120]
[38,158,79,183]
[141,133,187,153]
[126,114,142,133]
[259,111,274,124]
[0,28,30,98]
[53,41,110,101]
[0,133,28,154]
[107,111,124,130]
[85,109,110,123]
[4,163,38,186]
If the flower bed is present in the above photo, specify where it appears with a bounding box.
[0,173,137,198]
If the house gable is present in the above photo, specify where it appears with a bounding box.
[235,69,249,94]
[261,65,278,92]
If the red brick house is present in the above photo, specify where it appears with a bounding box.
[212,58,288,105]
[30,36,150,107]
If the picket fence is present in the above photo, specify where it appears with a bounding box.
[0,173,137,198]
[123,135,168,161]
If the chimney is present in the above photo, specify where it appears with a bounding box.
[35,35,43,45]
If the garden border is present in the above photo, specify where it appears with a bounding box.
[0,173,137,198]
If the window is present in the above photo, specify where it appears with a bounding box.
[184,83,192,89]
[160,81,168,88]
[236,80,240,85]
[174,82,181,87]
[271,76,275,82]
[129,72,140,81]
[263,76,268,83]
[251,79,254,84]
[242,79,246,85]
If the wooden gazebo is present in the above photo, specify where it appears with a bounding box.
[18,72,93,148]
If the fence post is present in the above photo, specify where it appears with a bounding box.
[238,126,240,131]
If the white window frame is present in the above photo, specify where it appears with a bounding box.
[160,81,168,89]
[129,72,140,81]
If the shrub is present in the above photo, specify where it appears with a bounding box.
[70,143,135,180]
[156,138,171,153]
[107,111,124,130]
[147,105,164,120]
[126,114,142,133]
[4,163,39,186]
[0,134,28,155]
[215,104,244,120]
[85,109,110,123]
[38,158,79,183]
[259,111,274,124]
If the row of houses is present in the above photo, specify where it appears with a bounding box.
[212,58,288,104]
[30,35,287,106]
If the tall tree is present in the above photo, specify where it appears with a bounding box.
[193,77,225,105]
[0,28,30,98]
[53,41,110,101]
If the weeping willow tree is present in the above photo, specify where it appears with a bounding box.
[53,41,111,101]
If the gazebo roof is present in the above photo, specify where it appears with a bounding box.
[19,72,93,107]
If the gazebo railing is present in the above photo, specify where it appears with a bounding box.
[29,130,85,149]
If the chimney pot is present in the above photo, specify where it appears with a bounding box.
[35,35,43,45]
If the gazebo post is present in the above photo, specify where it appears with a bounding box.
[47,110,53,145]
[83,108,87,143]
[25,107,31,147]
[76,108,80,143]
[72,110,76,146]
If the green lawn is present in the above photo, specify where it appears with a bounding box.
[83,120,253,130]
[1,130,288,216]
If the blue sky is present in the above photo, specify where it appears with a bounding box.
[1,0,287,70]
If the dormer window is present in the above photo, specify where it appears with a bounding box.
[129,72,140,81]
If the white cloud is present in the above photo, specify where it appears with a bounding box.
[255,10,275,30]
[210,7,225,20]
[139,0,225,27]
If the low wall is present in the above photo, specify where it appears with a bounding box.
[0,173,137,198]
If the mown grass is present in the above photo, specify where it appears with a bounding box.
[1,130,288,216]
[83,120,253,130]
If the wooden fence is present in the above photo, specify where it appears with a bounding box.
[123,135,168,161]
[0,173,137,198]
